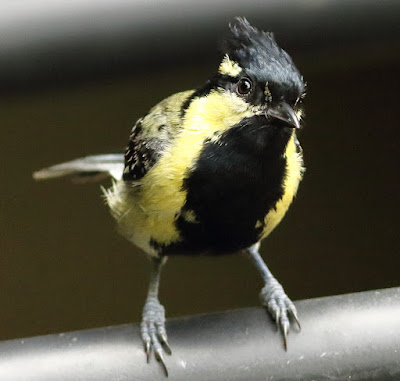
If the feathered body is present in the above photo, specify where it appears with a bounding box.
[106,20,305,257]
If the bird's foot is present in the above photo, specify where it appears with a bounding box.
[260,278,300,350]
[141,296,171,376]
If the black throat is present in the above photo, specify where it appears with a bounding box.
[168,115,293,255]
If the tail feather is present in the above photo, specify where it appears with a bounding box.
[33,154,125,182]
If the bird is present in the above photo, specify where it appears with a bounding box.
[34,17,306,376]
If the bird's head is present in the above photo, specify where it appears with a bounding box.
[214,17,305,129]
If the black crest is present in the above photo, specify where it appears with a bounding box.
[222,17,275,56]
[222,17,305,97]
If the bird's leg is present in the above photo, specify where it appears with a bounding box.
[247,243,300,350]
[141,257,171,376]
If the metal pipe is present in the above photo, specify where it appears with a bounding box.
[1,0,399,91]
[0,287,399,380]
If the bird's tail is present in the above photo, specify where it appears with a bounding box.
[33,154,125,183]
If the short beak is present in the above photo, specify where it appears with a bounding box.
[266,102,300,129]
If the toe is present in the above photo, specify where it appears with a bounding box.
[141,298,171,375]
[153,322,172,355]
[267,298,280,322]
[260,282,301,349]
[140,321,152,362]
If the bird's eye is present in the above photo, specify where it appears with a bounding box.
[236,77,252,95]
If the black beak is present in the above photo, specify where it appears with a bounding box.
[266,102,300,129]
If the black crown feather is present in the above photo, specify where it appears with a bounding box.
[222,17,305,95]
[223,17,275,55]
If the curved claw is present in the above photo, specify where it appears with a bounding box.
[144,341,151,363]
[280,318,289,351]
[291,309,301,331]
[160,333,172,355]
[155,350,169,377]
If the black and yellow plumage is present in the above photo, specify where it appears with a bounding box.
[34,18,306,376]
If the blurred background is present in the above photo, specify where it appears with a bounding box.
[0,0,399,340]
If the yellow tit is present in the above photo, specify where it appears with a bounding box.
[34,17,305,376]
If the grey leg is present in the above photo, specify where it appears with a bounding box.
[247,243,300,350]
[140,257,171,376]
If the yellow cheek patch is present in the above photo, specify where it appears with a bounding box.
[219,55,242,77]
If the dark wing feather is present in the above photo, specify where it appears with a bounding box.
[122,118,165,182]
[122,90,195,182]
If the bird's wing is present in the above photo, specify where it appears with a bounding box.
[33,154,125,183]
[33,90,195,184]
[122,90,195,182]
[122,117,164,182]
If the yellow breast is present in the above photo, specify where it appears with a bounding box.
[106,89,255,256]
[261,134,304,239]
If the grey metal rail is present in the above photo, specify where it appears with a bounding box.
[0,287,399,380]
[1,0,399,91]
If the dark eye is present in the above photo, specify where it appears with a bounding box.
[236,77,252,95]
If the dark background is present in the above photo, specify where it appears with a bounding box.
[0,0,399,340]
